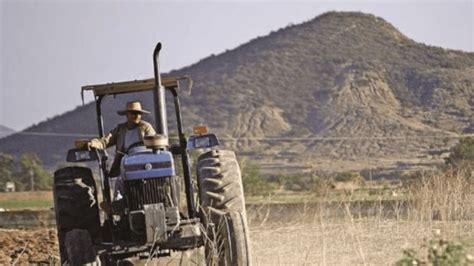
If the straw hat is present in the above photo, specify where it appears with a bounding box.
[117,101,150,115]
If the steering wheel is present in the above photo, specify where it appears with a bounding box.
[125,141,145,154]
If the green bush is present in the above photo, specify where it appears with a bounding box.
[282,175,309,192]
[445,136,474,166]
[279,175,311,192]
[396,236,473,265]
[0,152,52,191]
[276,175,331,193]
[241,161,276,196]
[334,172,360,182]
[17,153,52,191]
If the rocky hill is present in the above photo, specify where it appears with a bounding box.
[1,12,473,176]
[0,125,15,139]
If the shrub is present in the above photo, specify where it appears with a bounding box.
[334,171,360,182]
[0,152,52,191]
[276,175,333,194]
[281,175,312,192]
[16,153,52,191]
[396,235,473,265]
[445,136,474,166]
[240,160,276,196]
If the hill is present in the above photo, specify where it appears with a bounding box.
[0,12,473,176]
[0,125,15,139]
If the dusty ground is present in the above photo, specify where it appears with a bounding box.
[0,228,59,264]
[250,219,474,265]
[1,216,472,265]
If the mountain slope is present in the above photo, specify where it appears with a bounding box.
[0,125,15,139]
[1,12,473,175]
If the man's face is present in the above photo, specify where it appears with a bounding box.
[126,111,142,125]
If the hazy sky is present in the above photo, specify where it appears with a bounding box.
[1,0,472,131]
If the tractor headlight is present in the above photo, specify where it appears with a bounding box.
[75,151,91,161]
[66,148,103,162]
[194,137,210,149]
[186,134,220,151]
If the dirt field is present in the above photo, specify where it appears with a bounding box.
[1,206,473,265]
[0,228,59,264]
[1,170,472,265]
[250,219,474,265]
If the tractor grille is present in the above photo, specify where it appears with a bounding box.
[125,177,172,212]
[124,161,172,172]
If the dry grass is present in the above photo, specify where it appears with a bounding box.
[406,166,473,221]
[248,167,474,265]
[250,215,473,265]
[0,191,52,201]
[1,168,472,265]
[0,191,53,209]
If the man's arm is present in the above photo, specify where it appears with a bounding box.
[144,121,157,136]
[89,126,119,150]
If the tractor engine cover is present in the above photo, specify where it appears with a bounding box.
[121,150,180,242]
[121,150,178,212]
[122,150,175,180]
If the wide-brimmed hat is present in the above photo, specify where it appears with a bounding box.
[117,101,150,115]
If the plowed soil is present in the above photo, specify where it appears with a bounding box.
[0,228,59,264]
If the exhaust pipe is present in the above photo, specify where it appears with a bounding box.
[153,42,168,136]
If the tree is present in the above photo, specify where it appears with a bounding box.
[445,136,474,166]
[17,153,52,191]
[0,153,18,191]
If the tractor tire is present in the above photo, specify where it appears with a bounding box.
[197,150,251,266]
[64,229,99,266]
[53,166,101,265]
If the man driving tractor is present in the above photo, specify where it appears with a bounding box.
[87,101,156,177]
[53,43,251,265]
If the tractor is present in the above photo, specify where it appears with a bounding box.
[53,43,251,265]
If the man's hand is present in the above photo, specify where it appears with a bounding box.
[87,139,102,150]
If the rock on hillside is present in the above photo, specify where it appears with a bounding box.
[0,11,473,175]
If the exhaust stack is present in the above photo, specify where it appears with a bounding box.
[153,42,168,136]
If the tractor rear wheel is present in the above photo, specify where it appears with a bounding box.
[64,229,98,265]
[197,150,251,265]
[53,166,101,264]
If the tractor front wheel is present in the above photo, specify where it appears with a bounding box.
[197,150,251,265]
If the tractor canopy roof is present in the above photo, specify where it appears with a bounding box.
[81,76,192,97]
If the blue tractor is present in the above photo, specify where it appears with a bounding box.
[53,43,251,265]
